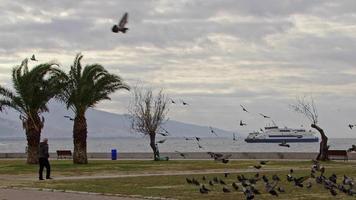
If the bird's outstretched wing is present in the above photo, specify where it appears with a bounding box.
[259,113,270,118]
[119,12,128,27]
[240,105,248,112]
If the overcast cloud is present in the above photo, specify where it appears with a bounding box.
[1,0,356,138]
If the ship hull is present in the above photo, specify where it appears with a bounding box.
[245,138,319,143]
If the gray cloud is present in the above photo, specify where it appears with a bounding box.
[1,0,356,138]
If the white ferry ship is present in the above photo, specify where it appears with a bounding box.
[245,126,319,143]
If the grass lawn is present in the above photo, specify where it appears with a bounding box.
[1,159,356,199]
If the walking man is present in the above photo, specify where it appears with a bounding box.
[39,138,51,180]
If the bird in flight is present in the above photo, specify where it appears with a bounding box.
[112,12,129,33]
[279,140,290,148]
[30,54,38,61]
[157,139,166,144]
[233,133,237,141]
[161,128,170,134]
[157,132,169,137]
[349,124,354,130]
[158,127,170,136]
[240,105,249,113]
[259,113,270,118]
[196,142,203,149]
[209,126,218,136]
[175,151,186,159]
[182,100,189,106]
[170,99,176,104]
[64,116,74,121]
[240,120,247,126]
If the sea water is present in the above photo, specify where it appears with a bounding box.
[0,137,355,153]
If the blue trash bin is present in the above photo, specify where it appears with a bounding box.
[111,149,117,160]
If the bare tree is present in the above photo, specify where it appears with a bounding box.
[290,96,329,161]
[129,87,169,160]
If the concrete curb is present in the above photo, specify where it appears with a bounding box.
[2,152,356,160]
[3,186,176,200]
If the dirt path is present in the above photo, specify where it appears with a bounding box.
[0,188,144,200]
[10,167,307,181]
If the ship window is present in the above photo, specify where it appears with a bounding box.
[265,126,278,130]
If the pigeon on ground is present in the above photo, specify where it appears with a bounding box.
[222,186,231,193]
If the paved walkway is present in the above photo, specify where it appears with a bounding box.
[0,188,144,200]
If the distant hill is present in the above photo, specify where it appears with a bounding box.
[0,102,234,139]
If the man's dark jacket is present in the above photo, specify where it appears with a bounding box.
[39,142,49,159]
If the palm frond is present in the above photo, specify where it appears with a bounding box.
[61,54,129,115]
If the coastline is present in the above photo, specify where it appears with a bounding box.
[1,152,356,160]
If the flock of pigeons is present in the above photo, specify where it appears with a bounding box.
[154,101,290,156]
[185,159,356,199]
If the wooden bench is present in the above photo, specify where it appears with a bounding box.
[328,150,348,161]
[56,150,72,159]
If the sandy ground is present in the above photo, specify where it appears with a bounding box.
[0,188,144,200]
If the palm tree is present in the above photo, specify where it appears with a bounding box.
[0,59,65,164]
[60,53,129,164]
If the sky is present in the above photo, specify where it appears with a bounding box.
[1,0,356,138]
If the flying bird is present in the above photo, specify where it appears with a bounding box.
[259,113,270,118]
[64,115,74,121]
[182,100,189,106]
[158,128,170,136]
[209,126,218,136]
[240,120,247,126]
[195,137,201,142]
[30,54,38,61]
[196,142,203,149]
[170,99,176,104]
[112,12,129,33]
[157,139,166,144]
[157,132,169,137]
[279,140,290,148]
[175,151,186,159]
[240,105,249,113]
[349,124,354,130]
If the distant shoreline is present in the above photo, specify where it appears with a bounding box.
[2,136,356,139]
[1,152,356,160]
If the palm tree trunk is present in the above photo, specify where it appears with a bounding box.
[73,114,88,164]
[149,133,159,160]
[311,124,329,161]
[25,117,41,164]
